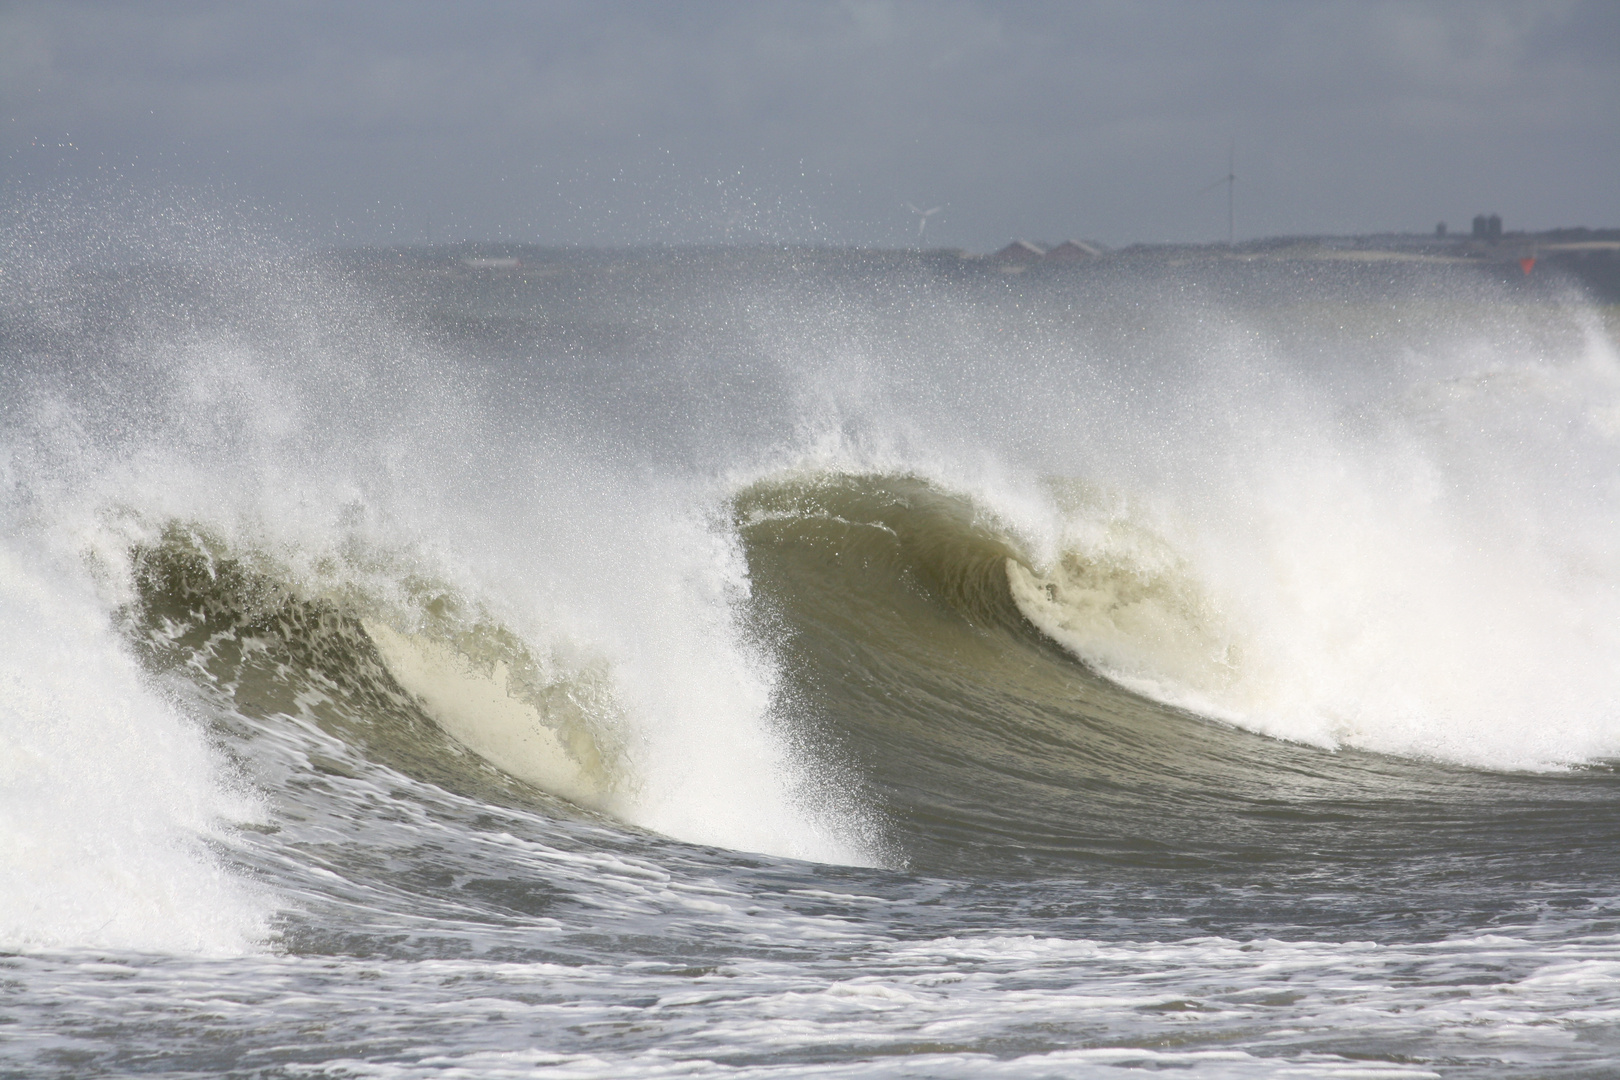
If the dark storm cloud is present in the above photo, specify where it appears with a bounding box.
[3,1,1615,248]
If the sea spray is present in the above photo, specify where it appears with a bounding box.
[738,270,1620,771]
[6,231,1620,1077]
[1,235,878,866]
[0,541,270,954]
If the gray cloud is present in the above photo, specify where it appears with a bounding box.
[3,0,1615,248]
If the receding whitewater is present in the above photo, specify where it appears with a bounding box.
[4,232,1620,1078]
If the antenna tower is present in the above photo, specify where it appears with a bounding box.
[1197,145,1237,244]
[1226,145,1234,244]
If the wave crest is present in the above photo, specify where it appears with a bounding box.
[123,523,628,811]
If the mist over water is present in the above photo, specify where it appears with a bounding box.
[5,201,1620,1076]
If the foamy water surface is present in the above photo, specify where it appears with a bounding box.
[4,227,1620,1077]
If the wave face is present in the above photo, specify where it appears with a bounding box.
[6,214,1620,1077]
[732,470,1620,872]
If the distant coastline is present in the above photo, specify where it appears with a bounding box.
[997,225,1620,261]
[960,226,1620,300]
[370,225,1620,302]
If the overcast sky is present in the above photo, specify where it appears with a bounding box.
[3,0,1616,250]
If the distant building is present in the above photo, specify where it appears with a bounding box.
[1044,240,1104,262]
[991,240,1046,263]
[1472,214,1503,243]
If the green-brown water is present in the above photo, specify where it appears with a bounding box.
[5,242,1620,1077]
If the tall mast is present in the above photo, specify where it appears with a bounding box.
[1197,145,1238,245]
[1227,144,1235,245]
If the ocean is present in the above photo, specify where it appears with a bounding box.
[4,229,1620,1078]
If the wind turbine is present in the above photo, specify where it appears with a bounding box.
[1196,146,1236,245]
[906,202,944,244]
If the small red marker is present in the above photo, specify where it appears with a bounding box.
[1519,256,1536,275]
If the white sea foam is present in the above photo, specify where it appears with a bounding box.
[15,925,1613,1077]
[0,245,877,873]
[985,312,1620,769]
[4,208,1620,1077]
[734,272,1620,771]
[0,541,270,954]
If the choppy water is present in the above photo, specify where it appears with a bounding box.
[5,217,1620,1077]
